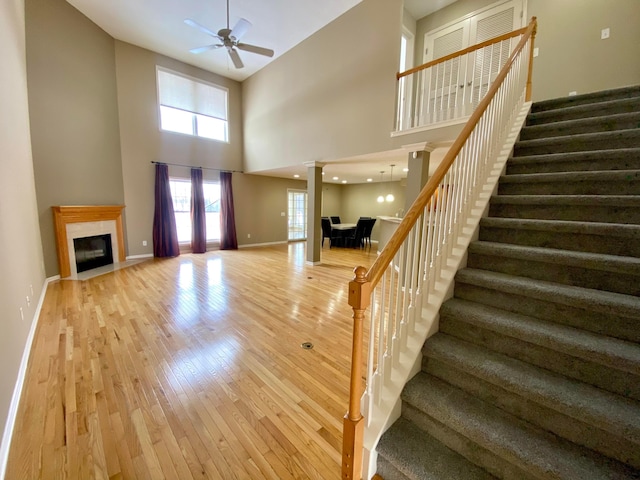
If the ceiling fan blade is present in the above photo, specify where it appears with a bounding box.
[236,43,274,58]
[189,44,223,54]
[230,18,252,40]
[228,48,244,68]
[184,18,222,40]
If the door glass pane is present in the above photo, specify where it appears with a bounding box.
[288,190,307,241]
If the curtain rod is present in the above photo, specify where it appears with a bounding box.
[151,161,243,173]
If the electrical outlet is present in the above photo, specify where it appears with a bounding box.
[533,47,539,57]
[142,240,147,246]
[247,234,251,239]
[569,91,577,96]
[26,296,30,307]
[601,27,610,39]
[281,212,285,217]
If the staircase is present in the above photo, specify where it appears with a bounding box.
[375,86,640,479]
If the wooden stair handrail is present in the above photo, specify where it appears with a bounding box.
[397,25,529,80]
[342,17,537,480]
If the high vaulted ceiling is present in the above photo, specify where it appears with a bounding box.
[65,0,459,183]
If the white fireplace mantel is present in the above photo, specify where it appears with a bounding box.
[52,205,126,278]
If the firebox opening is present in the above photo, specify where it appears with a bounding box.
[73,234,114,273]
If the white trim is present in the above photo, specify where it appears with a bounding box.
[238,240,288,249]
[126,254,153,260]
[0,276,56,479]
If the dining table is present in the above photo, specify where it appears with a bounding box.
[330,223,356,247]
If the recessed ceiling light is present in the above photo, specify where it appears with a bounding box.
[342,180,347,184]
[332,176,339,180]
[367,178,373,182]
[293,174,300,178]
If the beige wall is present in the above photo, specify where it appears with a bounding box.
[0,0,46,455]
[232,174,307,245]
[415,0,640,103]
[242,0,404,173]
[341,181,406,241]
[26,0,124,276]
[528,0,640,101]
[114,41,244,256]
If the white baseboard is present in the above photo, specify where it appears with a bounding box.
[126,253,153,260]
[0,275,55,479]
[238,240,288,249]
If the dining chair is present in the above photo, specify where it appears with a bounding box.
[346,218,368,249]
[321,217,338,247]
[363,218,376,248]
[330,216,341,224]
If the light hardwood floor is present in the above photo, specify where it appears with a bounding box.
[6,242,378,479]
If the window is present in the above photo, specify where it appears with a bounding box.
[169,178,221,243]
[157,67,229,142]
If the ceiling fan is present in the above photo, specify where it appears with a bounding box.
[184,0,274,69]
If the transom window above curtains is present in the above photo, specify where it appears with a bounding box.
[168,178,221,243]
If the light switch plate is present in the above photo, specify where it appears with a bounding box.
[601,27,610,39]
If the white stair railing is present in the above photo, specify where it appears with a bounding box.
[342,17,537,480]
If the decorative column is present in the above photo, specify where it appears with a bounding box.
[305,161,324,264]
[404,144,434,213]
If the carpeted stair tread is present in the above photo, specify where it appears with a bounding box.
[490,194,640,206]
[527,97,640,126]
[440,298,640,377]
[514,129,640,156]
[480,217,640,239]
[422,334,640,443]
[454,268,640,319]
[506,148,640,174]
[402,373,640,479]
[469,240,640,274]
[520,111,640,141]
[530,85,640,113]
[499,169,640,186]
[377,417,497,480]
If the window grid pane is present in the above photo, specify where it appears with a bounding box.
[287,190,307,240]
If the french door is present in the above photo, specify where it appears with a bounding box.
[422,0,524,121]
[287,190,307,241]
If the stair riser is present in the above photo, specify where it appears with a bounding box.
[506,151,640,175]
[488,203,640,224]
[527,99,640,126]
[520,114,640,141]
[438,315,640,401]
[421,358,640,469]
[498,177,640,196]
[375,458,409,480]
[401,403,534,480]
[466,252,640,296]
[531,87,640,113]
[479,225,640,258]
[514,130,640,156]
[453,282,640,343]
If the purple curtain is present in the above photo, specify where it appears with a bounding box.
[190,168,207,253]
[219,171,238,250]
[152,163,180,257]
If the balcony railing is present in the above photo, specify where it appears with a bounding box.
[395,25,533,133]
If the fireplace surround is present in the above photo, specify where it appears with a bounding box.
[52,205,126,278]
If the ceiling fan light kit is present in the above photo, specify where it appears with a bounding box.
[185,0,274,69]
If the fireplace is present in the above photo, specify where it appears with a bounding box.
[74,234,114,273]
[52,205,126,278]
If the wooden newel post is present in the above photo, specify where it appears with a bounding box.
[526,17,538,102]
[342,266,371,480]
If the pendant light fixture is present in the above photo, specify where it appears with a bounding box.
[386,165,395,203]
[376,165,396,203]
[377,171,385,203]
